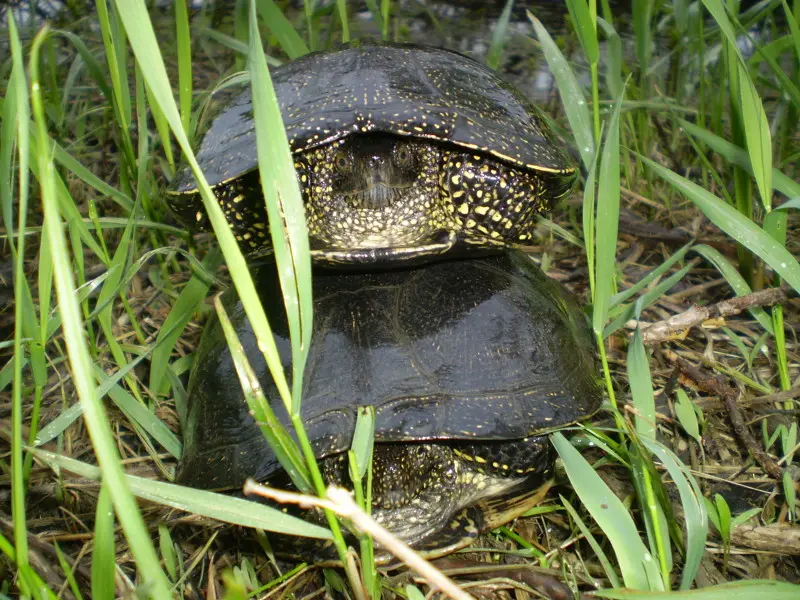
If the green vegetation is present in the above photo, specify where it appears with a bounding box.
[0,0,798,598]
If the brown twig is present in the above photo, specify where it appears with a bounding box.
[640,287,796,344]
[664,351,785,481]
[744,385,800,406]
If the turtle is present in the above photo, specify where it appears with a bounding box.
[167,42,578,266]
[177,251,602,556]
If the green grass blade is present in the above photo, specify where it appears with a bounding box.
[560,495,622,588]
[604,260,696,338]
[596,18,623,100]
[529,12,595,168]
[677,119,799,201]
[784,0,800,61]
[553,432,663,590]
[747,34,800,110]
[247,1,313,414]
[336,0,350,42]
[201,26,250,55]
[215,294,311,491]
[608,243,692,312]
[736,63,773,211]
[564,0,600,64]
[628,326,655,440]
[149,248,223,395]
[53,29,113,101]
[112,0,294,417]
[95,0,136,175]
[53,140,135,211]
[350,407,376,482]
[175,0,193,137]
[144,76,176,174]
[630,452,671,588]
[674,0,690,33]
[0,532,59,599]
[748,35,793,68]
[94,198,139,382]
[158,526,178,582]
[95,367,183,459]
[364,0,385,37]
[92,484,116,600]
[592,87,624,336]
[486,0,514,71]
[702,0,773,210]
[380,0,391,41]
[23,137,109,259]
[633,0,653,85]
[29,24,173,599]
[7,15,32,588]
[777,198,800,210]
[349,407,377,590]
[255,0,309,58]
[32,448,332,539]
[592,579,800,599]
[246,0,349,565]
[763,209,791,390]
[642,156,800,294]
[34,402,84,447]
[537,215,585,248]
[54,543,85,600]
[674,389,702,445]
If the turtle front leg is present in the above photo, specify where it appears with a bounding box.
[439,151,567,247]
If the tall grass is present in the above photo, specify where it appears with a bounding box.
[1,0,798,597]
[534,0,799,593]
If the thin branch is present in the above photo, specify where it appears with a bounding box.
[640,287,796,344]
[664,350,785,481]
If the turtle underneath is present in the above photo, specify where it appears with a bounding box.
[177,251,602,556]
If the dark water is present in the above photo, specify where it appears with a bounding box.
[0,1,586,104]
[0,0,779,108]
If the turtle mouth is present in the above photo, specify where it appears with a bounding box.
[342,182,414,210]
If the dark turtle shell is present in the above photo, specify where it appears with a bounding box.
[177,252,601,554]
[167,43,578,266]
[171,42,574,195]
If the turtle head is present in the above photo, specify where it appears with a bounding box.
[298,134,458,264]
[329,135,423,210]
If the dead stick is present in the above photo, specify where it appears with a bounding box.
[641,287,796,344]
[664,351,785,481]
[745,385,800,406]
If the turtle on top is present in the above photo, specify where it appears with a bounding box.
[167,42,578,266]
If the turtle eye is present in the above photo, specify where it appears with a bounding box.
[393,143,414,168]
[334,150,352,172]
